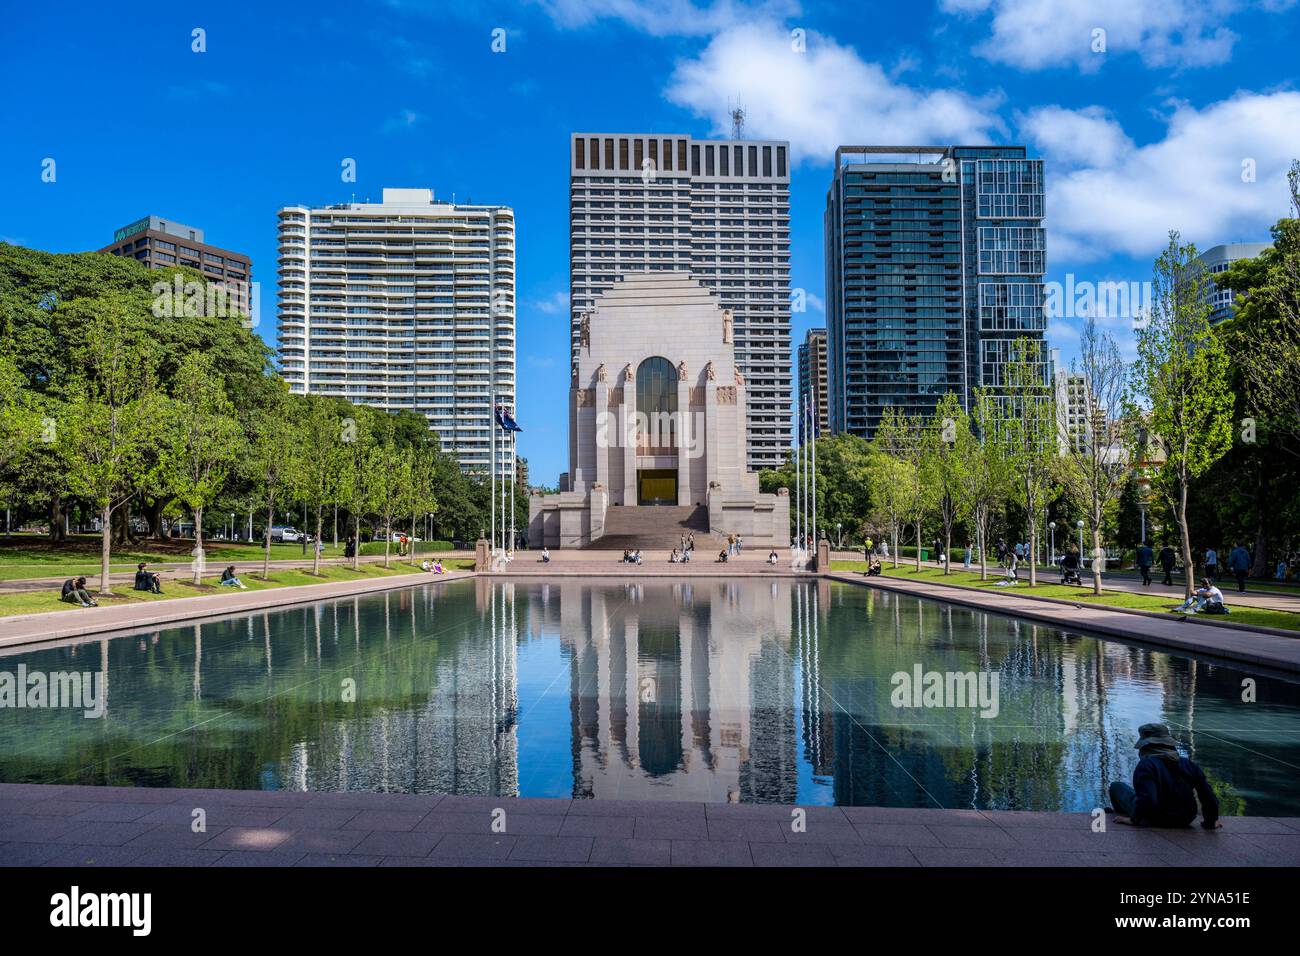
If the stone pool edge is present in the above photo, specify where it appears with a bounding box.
[830,572,1300,674]
[1,784,1296,868]
[0,570,474,651]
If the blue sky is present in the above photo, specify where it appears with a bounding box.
[3,0,1298,485]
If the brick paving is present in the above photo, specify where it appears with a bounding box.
[1,784,1296,867]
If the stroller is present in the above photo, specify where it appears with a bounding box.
[1059,554,1083,586]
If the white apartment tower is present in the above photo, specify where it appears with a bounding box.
[277,188,516,478]
[569,133,792,471]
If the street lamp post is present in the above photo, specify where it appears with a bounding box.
[1139,502,1146,545]
[230,513,235,542]
[836,522,842,549]
[1048,522,1056,566]
[1077,520,1085,567]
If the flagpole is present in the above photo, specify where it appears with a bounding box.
[810,397,817,555]
[794,400,802,553]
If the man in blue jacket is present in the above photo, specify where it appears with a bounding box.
[1109,723,1221,830]
[1227,542,1252,593]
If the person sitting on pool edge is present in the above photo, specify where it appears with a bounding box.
[1109,723,1220,830]
[61,577,97,607]
[767,549,779,565]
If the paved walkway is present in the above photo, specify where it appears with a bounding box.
[835,572,1300,672]
[0,570,473,650]
[1,784,1294,867]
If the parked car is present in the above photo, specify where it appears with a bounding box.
[270,526,303,543]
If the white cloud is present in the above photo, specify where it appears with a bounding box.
[381,109,424,133]
[665,23,1004,163]
[1020,91,1300,262]
[533,291,568,314]
[534,0,801,37]
[939,0,1284,72]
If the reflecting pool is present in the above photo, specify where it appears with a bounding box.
[1,577,1297,814]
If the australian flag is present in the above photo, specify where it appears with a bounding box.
[495,404,522,432]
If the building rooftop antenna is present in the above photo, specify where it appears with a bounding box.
[729,101,745,139]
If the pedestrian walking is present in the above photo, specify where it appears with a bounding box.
[1135,542,1154,586]
[1158,543,1177,586]
[1228,542,1251,592]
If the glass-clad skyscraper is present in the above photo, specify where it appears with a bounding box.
[825,146,1047,437]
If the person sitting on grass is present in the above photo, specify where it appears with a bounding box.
[1109,723,1220,831]
[61,577,97,607]
[219,566,248,589]
[133,562,162,594]
[433,559,444,574]
[1175,578,1228,615]
[866,555,882,577]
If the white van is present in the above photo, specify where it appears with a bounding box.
[270,526,302,543]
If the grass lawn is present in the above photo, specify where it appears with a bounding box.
[0,534,348,581]
[830,561,1300,634]
[0,557,475,619]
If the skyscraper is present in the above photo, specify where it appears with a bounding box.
[569,133,792,470]
[1197,242,1271,324]
[825,146,1047,438]
[100,215,253,317]
[276,188,516,478]
[797,328,828,445]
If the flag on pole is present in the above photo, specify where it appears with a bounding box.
[495,404,522,432]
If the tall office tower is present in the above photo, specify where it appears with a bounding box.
[825,146,1047,438]
[100,215,253,316]
[277,188,516,478]
[1197,242,1271,324]
[569,133,792,471]
[797,327,829,445]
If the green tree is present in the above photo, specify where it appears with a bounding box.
[295,394,349,575]
[160,352,243,585]
[959,388,1010,581]
[56,292,163,594]
[248,384,302,580]
[922,392,967,574]
[1220,160,1300,458]
[1134,232,1235,598]
[364,423,412,569]
[998,337,1057,586]
[338,409,376,570]
[868,407,921,568]
[1054,319,1132,594]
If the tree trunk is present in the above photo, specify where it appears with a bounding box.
[410,512,418,561]
[144,497,167,539]
[192,505,205,586]
[978,519,988,581]
[914,520,922,572]
[1027,515,1039,587]
[942,509,951,575]
[891,527,899,569]
[383,516,392,569]
[353,515,362,571]
[49,494,66,543]
[262,499,274,580]
[1091,523,1103,595]
[1177,479,1195,600]
[99,504,113,595]
[312,506,323,576]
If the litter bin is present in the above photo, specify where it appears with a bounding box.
[919,548,928,562]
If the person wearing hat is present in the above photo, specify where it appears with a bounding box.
[1109,723,1221,829]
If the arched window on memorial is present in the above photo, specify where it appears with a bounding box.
[636,356,677,450]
